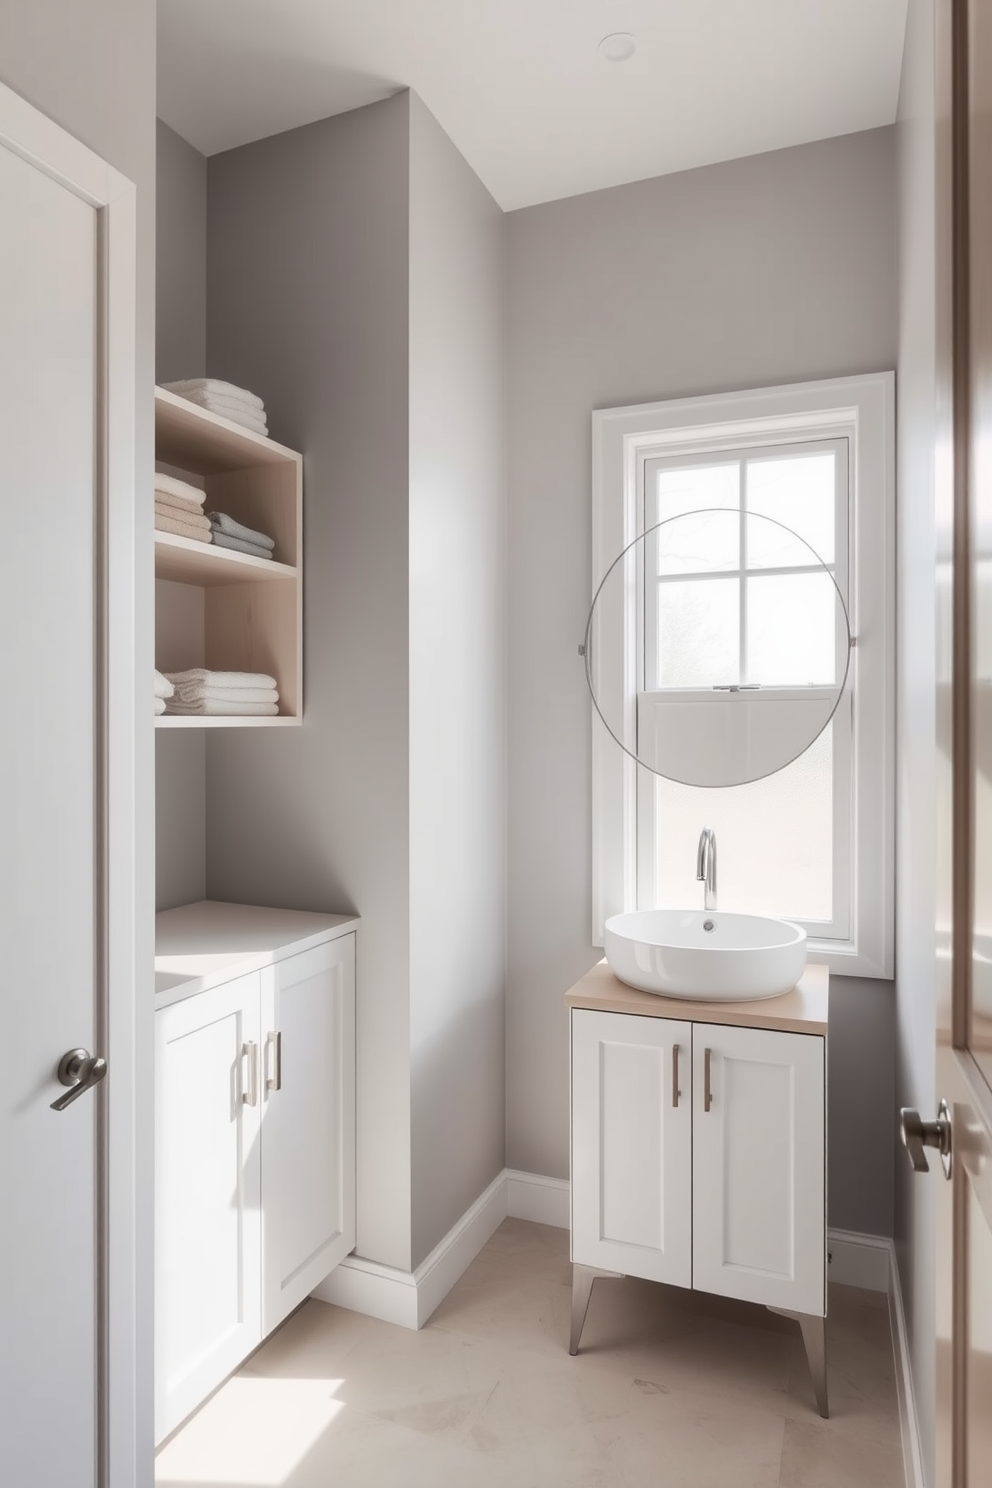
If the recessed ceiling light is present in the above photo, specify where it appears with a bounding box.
[598,32,637,63]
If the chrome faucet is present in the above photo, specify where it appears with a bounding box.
[696,827,717,912]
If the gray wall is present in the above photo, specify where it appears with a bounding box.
[505,127,899,1236]
[206,91,508,1272]
[206,94,415,1271]
[156,119,209,910]
[407,95,506,1263]
[2,2,157,1476]
[895,2,937,1478]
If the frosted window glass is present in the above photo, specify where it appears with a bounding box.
[746,453,835,567]
[747,572,837,685]
[656,463,739,522]
[656,577,739,687]
[653,726,834,922]
[652,508,740,577]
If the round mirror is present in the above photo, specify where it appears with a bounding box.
[584,508,852,787]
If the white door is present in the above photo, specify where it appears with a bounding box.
[155,976,263,1443]
[0,87,137,1488]
[692,1024,825,1315]
[927,6,992,1481]
[571,1009,692,1285]
[261,936,356,1331]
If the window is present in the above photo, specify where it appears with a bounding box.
[590,375,893,976]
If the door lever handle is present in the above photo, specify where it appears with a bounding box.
[900,1102,952,1178]
[51,1048,108,1111]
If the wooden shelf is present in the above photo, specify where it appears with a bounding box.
[155,715,301,729]
[154,531,297,586]
[155,386,299,474]
[154,387,303,723]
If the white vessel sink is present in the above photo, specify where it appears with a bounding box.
[603,909,807,1001]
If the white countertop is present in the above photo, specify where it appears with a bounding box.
[155,899,360,1007]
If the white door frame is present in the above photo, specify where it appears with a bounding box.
[0,80,143,1487]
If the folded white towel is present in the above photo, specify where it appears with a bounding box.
[208,512,275,550]
[154,696,167,715]
[154,670,175,699]
[165,668,278,691]
[210,531,274,560]
[155,500,211,532]
[198,391,266,418]
[164,698,280,717]
[154,471,206,505]
[155,510,213,544]
[155,487,206,518]
[161,379,265,412]
[175,684,278,705]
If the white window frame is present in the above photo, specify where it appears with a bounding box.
[590,373,894,977]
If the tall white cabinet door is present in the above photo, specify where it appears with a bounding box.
[155,975,263,1443]
[261,936,356,1331]
[571,1010,692,1286]
[692,1024,825,1315]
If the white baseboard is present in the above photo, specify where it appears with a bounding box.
[886,1240,927,1488]
[313,1168,570,1331]
[313,1169,509,1329]
[505,1169,570,1229]
[827,1227,891,1291]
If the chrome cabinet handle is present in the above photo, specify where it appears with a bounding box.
[242,1041,258,1108]
[704,1047,713,1112]
[266,1030,282,1092]
[672,1044,680,1108]
[900,1101,952,1178]
[51,1048,108,1112]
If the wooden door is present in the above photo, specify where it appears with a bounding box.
[570,1009,692,1286]
[261,936,356,1332]
[692,1024,825,1316]
[155,976,262,1443]
[0,85,137,1487]
[932,4,992,1481]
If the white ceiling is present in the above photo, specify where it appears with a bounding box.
[157,0,909,212]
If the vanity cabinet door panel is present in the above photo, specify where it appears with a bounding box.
[691,1024,824,1315]
[571,1010,692,1286]
[155,974,263,1444]
[261,935,356,1332]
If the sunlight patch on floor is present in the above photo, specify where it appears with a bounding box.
[156,1376,345,1487]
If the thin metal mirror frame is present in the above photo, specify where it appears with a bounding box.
[583,506,854,787]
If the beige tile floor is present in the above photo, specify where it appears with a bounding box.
[156,1219,905,1488]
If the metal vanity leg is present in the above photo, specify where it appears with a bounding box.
[569,1263,623,1355]
[767,1307,829,1418]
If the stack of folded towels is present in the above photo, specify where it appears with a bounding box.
[163,669,279,717]
[207,511,276,561]
[155,472,211,544]
[161,379,268,437]
[154,670,175,716]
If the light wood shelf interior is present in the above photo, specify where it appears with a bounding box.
[154,388,303,725]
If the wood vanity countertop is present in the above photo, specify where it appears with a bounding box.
[564,959,828,1035]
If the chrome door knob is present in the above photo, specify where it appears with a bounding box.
[51,1047,108,1112]
[900,1101,952,1178]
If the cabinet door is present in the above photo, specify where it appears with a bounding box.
[261,935,356,1331]
[692,1024,825,1315]
[571,1009,692,1286]
[155,974,262,1443]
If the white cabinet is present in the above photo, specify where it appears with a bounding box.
[570,1011,825,1315]
[571,1011,692,1287]
[261,937,356,1329]
[155,973,263,1441]
[691,1023,824,1316]
[155,928,356,1443]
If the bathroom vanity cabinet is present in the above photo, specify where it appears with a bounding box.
[566,961,828,1413]
[154,902,358,1442]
